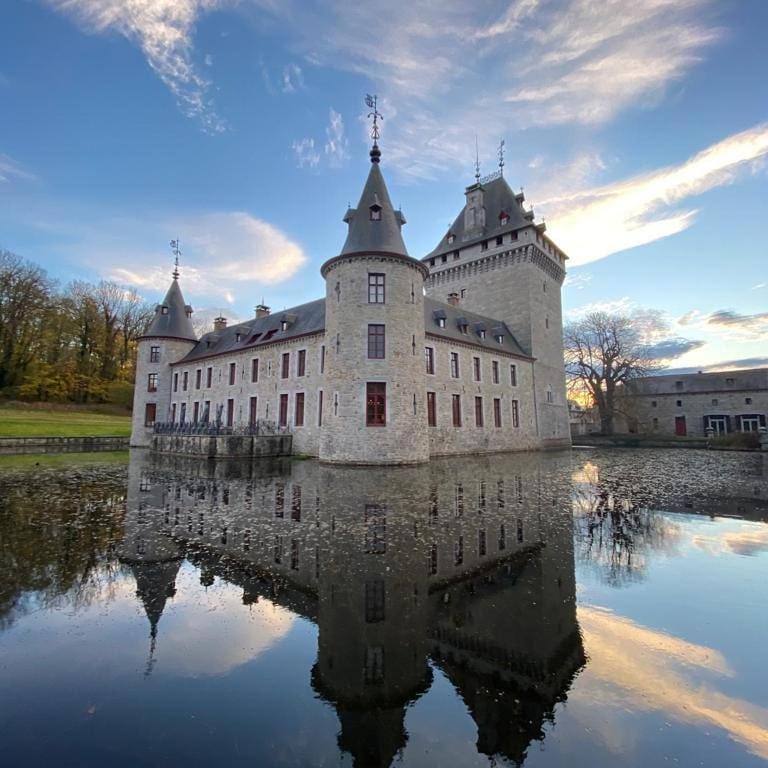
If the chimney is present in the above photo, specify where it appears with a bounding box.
[255,304,271,319]
[447,292,460,307]
[213,316,227,331]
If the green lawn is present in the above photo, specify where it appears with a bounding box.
[0,408,132,437]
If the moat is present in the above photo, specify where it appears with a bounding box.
[1,448,767,767]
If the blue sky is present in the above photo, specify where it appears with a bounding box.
[1,0,766,371]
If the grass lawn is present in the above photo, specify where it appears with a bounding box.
[0,408,132,437]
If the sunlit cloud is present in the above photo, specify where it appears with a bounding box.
[542,123,768,265]
[578,605,768,760]
[678,308,768,341]
[692,524,768,558]
[291,137,320,169]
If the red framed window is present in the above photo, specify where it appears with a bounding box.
[249,396,258,425]
[368,324,385,359]
[251,358,259,383]
[144,403,156,426]
[297,349,306,377]
[295,392,305,426]
[473,357,481,382]
[493,398,502,428]
[492,360,499,384]
[427,392,436,427]
[281,352,290,379]
[279,394,289,427]
[425,346,435,374]
[228,362,236,385]
[366,383,386,426]
[452,394,462,427]
[474,396,483,427]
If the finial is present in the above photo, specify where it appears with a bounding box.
[365,94,383,163]
[474,135,481,182]
[170,239,181,280]
[498,139,505,176]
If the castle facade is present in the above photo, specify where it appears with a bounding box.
[131,142,571,463]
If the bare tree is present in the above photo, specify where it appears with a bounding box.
[563,312,661,434]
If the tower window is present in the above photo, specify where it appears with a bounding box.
[206,367,212,387]
[144,403,157,427]
[147,373,158,392]
[182,371,189,391]
[368,324,385,359]
[149,346,160,363]
[368,273,385,304]
[453,250,460,260]
[366,383,386,426]
[161,306,169,315]
[369,204,382,221]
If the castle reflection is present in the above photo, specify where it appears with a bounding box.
[121,450,584,767]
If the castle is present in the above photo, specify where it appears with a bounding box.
[131,137,571,463]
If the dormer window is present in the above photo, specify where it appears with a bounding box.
[161,306,169,315]
[479,330,486,340]
[499,212,509,226]
[447,233,455,244]
[369,204,382,221]
[235,333,241,343]
[495,334,504,344]
[280,320,289,332]
[438,318,446,328]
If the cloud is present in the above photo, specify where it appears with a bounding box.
[324,108,349,167]
[0,153,35,183]
[679,308,768,341]
[46,0,227,132]
[692,525,768,558]
[291,138,320,169]
[563,272,592,290]
[107,211,306,300]
[281,63,304,93]
[542,123,768,265]
[565,296,636,319]
[663,357,768,375]
[645,338,705,360]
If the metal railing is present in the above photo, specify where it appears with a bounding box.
[153,419,289,437]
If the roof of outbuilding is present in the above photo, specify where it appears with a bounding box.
[425,175,536,259]
[340,161,408,257]
[143,278,197,341]
[424,297,531,358]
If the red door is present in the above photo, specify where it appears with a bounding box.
[279,394,289,427]
[675,416,687,436]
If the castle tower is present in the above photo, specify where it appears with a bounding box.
[319,141,430,464]
[130,265,197,447]
[423,173,571,447]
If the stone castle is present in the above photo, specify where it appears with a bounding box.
[131,139,571,463]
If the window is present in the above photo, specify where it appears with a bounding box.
[251,358,259,383]
[295,392,305,426]
[366,383,386,426]
[511,399,519,428]
[453,251,460,260]
[712,398,719,406]
[425,347,435,374]
[365,505,387,554]
[193,402,199,422]
[726,377,735,386]
[455,483,464,516]
[280,319,289,332]
[180,403,187,423]
[279,394,289,427]
[290,539,299,570]
[652,417,659,429]
[206,367,212,388]
[203,401,210,422]
[492,360,499,384]
[429,258,435,267]
[474,396,483,427]
[651,400,657,408]
[249,396,258,425]
[235,333,241,343]
[479,329,486,340]
[228,362,236,385]
[296,349,306,377]
[226,398,234,427]
[437,317,446,329]
[452,394,462,427]
[149,346,160,363]
[441,254,448,264]
[427,392,437,426]
[676,399,683,407]
[473,357,481,382]
[495,334,504,344]
[746,397,753,405]
[500,214,509,226]
[369,204,382,221]
[675,381,684,390]
[493,398,502,428]
[546,389,553,403]
[450,352,460,378]
[481,240,488,251]
[182,371,188,391]
[144,403,157,427]
[147,373,158,392]
[447,233,455,244]
[368,273,385,304]
[320,345,325,374]
[161,306,169,315]
[274,535,283,564]
[365,580,385,623]
[499,524,506,551]
[173,372,178,392]
[281,352,290,379]
[275,483,285,517]
[517,518,524,543]
[454,536,464,566]
[545,317,549,329]
[365,646,385,684]
[479,529,487,557]
[368,324,386,359]
[318,390,323,426]
[291,486,302,521]
[429,543,438,575]
[495,235,503,246]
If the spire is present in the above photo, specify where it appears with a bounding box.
[143,255,197,341]
[339,162,408,256]
[498,139,505,177]
[365,94,382,164]
[474,135,481,183]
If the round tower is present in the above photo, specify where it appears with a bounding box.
[131,266,197,447]
[319,143,430,464]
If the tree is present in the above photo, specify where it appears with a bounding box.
[563,312,661,435]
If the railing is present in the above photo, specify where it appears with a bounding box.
[153,420,289,437]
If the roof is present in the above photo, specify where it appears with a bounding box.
[143,278,197,341]
[339,161,408,257]
[176,298,326,364]
[426,174,536,259]
[424,298,531,358]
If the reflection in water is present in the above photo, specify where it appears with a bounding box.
[121,451,584,766]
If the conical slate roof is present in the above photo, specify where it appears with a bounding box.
[340,161,408,257]
[143,278,197,341]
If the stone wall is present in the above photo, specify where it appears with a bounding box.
[152,433,292,459]
[0,436,129,455]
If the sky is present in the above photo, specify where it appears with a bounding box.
[0,0,766,372]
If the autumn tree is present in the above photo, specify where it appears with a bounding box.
[563,312,661,435]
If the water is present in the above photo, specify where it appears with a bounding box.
[1,448,767,767]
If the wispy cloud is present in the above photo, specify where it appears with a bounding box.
[291,138,320,169]
[0,153,35,183]
[46,0,227,132]
[324,108,349,167]
[281,63,304,93]
[542,123,768,265]
[664,357,768,374]
[678,308,768,341]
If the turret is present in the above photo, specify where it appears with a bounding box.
[319,137,430,464]
[130,265,197,447]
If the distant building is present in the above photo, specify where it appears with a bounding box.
[131,137,571,463]
[569,399,598,437]
[617,368,768,437]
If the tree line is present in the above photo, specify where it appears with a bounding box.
[0,249,154,405]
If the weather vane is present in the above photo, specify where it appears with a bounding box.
[365,94,382,143]
[498,139,505,176]
[170,239,181,279]
[474,135,481,182]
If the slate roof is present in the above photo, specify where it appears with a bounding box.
[425,174,536,260]
[176,298,326,364]
[143,278,197,341]
[424,298,531,358]
[340,161,409,256]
